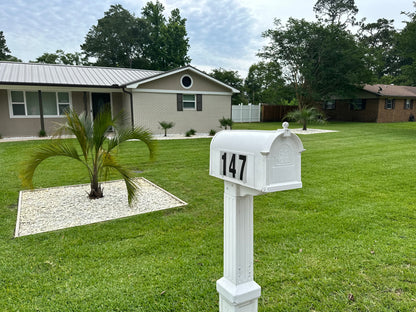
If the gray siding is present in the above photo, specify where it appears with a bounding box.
[133,92,231,135]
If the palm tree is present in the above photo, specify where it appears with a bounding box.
[284,106,325,131]
[159,121,175,137]
[20,109,156,206]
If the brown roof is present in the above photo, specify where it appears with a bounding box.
[363,84,416,98]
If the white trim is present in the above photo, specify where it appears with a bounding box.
[180,74,193,89]
[126,66,240,93]
[132,88,233,96]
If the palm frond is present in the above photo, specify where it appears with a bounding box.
[107,126,156,160]
[20,141,84,189]
[92,109,114,152]
[102,152,139,206]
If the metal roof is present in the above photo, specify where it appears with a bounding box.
[364,84,416,98]
[0,62,162,88]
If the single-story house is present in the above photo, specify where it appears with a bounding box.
[321,84,416,122]
[0,61,239,137]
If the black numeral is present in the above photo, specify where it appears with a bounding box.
[239,155,246,181]
[229,154,236,178]
[220,152,247,181]
[221,152,227,175]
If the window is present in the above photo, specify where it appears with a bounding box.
[350,99,366,111]
[9,91,71,117]
[404,99,413,110]
[323,101,335,110]
[183,94,196,109]
[177,93,202,111]
[11,91,26,115]
[385,98,395,110]
[181,75,193,89]
[58,92,70,114]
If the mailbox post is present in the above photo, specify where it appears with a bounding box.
[210,122,304,312]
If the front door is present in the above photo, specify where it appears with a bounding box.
[92,93,111,119]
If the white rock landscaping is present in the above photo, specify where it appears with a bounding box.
[15,177,187,237]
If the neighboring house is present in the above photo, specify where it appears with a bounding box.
[0,61,239,137]
[321,84,416,123]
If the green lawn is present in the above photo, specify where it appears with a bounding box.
[1,122,416,311]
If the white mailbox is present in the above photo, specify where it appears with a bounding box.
[210,122,304,193]
[210,123,305,312]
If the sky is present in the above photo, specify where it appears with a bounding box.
[0,0,414,77]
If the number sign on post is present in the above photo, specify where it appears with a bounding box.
[210,123,304,312]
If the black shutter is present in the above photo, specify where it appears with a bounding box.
[411,100,414,110]
[384,99,388,109]
[392,99,396,109]
[177,94,183,111]
[196,94,202,111]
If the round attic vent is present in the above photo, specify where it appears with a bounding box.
[181,75,193,89]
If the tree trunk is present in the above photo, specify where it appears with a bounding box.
[89,169,103,199]
[303,121,307,131]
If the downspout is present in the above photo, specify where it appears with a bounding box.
[122,87,134,129]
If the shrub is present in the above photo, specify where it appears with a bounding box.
[185,129,196,137]
[209,129,216,136]
[38,129,47,137]
[219,117,233,130]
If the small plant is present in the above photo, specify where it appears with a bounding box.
[284,106,325,130]
[185,129,196,137]
[209,129,216,136]
[219,117,233,130]
[38,129,47,137]
[159,121,175,137]
[21,109,156,206]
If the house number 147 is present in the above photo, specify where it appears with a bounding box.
[220,152,247,182]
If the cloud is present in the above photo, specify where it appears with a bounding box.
[174,0,258,73]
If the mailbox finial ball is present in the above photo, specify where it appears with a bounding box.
[282,122,289,130]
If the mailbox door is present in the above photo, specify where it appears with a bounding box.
[263,138,302,192]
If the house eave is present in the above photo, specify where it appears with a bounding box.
[123,65,240,94]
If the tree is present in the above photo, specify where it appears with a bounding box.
[244,61,290,104]
[395,4,416,85]
[0,31,11,60]
[313,0,358,26]
[33,49,89,65]
[209,68,245,105]
[0,31,21,62]
[81,4,147,68]
[141,1,166,69]
[159,121,174,137]
[260,18,371,107]
[358,18,400,83]
[284,106,325,130]
[20,109,156,206]
[141,1,190,70]
[81,3,190,70]
[163,8,191,69]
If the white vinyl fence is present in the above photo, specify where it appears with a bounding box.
[231,104,261,122]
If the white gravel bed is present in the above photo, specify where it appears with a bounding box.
[15,178,187,237]
[1,128,336,143]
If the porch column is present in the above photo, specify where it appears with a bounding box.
[38,90,45,135]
